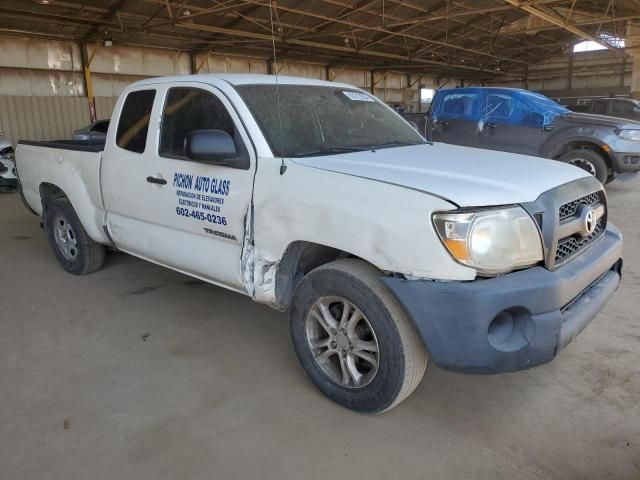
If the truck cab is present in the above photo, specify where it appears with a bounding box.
[16,75,623,413]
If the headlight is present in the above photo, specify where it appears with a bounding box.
[617,129,640,141]
[432,206,543,276]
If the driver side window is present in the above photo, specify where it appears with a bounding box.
[439,92,480,120]
[485,93,540,127]
[611,100,634,115]
[485,93,513,123]
[159,87,243,160]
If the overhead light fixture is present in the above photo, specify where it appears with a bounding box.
[38,0,51,4]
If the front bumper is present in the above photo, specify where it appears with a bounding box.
[609,151,640,173]
[383,225,623,374]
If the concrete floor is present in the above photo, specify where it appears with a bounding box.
[1,179,639,480]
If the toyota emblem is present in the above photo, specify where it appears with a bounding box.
[584,208,597,235]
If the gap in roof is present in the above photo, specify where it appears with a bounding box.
[574,34,625,52]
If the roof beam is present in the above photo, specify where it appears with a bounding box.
[239,0,527,64]
[385,0,563,28]
[495,12,640,36]
[289,0,380,39]
[82,0,128,40]
[175,21,505,74]
[503,0,627,55]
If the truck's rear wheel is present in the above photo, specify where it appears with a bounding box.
[290,259,427,413]
[44,199,106,275]
[559,149,609,184]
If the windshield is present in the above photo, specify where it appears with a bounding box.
[236,84,426,157]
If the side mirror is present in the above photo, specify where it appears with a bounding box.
[184,129,248,169]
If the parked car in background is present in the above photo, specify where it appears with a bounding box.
[428,87,640,184]
[567,97,640,122]
[399,112,428,138]
[73,119,110,141]
[0,139,18,192]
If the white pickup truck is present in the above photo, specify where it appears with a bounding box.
[17,74,623,413]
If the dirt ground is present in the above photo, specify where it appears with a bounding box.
[1,178,639,480]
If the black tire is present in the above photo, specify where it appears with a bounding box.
[290,259,427,413]
[559,149,609,184]
[44,199,106,275]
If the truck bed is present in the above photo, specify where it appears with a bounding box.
[18,139,105,153]
[16,140,109,245]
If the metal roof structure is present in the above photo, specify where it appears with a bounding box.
[0,0,637,80]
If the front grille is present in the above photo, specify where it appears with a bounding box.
[558,191,602,221]
[554,190,606,266]
[555,219,605,264]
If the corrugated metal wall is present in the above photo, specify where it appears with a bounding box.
[95,96,118,120]
[0,96,116,145]
[484,50,631,94]
[0,35,431,145]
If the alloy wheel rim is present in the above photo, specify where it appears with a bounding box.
[568,158,597,176]
[54,216,78,260]
[305,296,379,388]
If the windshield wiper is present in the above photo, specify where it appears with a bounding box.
[291,145,370,157]
[367,140,426,150]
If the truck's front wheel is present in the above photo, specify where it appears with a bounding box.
[290,259,427,413]
[44,199,106,275]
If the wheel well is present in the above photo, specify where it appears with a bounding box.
[39,183,69,207]
[274,241,365,310]
[554,141,611,168]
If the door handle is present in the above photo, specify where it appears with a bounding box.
[146,176,167,185]
[435,120,449,127]
[485,122,497,129]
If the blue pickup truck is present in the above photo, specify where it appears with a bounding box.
[427,87,640,184]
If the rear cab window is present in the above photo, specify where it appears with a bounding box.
[116,90,156,153]
[437,91,480,121]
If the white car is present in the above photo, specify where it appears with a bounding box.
[15,74,623,412]
[0,140,18,191]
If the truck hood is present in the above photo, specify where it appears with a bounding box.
[292,143,589,207]
[559,112,640,128]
